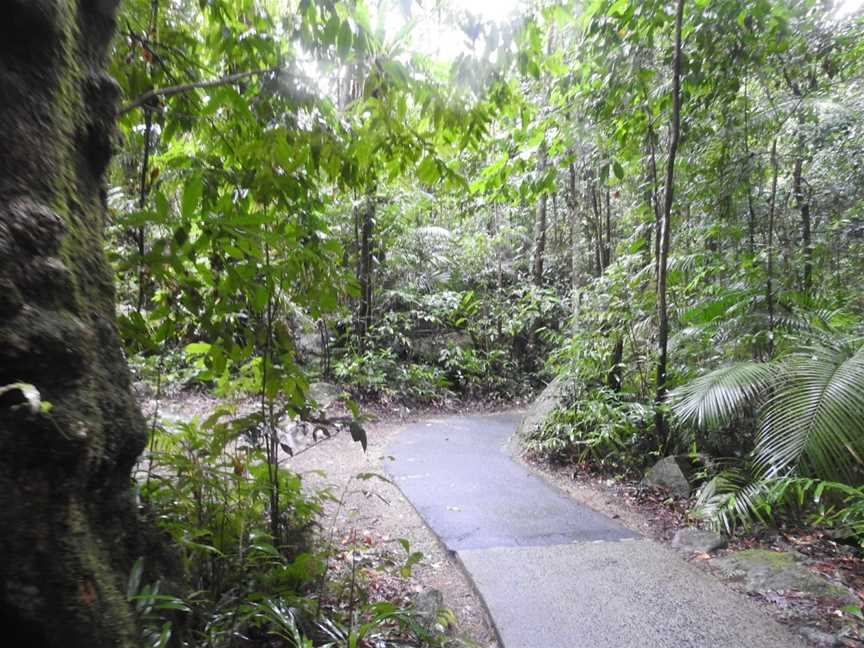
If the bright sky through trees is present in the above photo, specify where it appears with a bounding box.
[374,0,521,61]
[452,0,521,21]
[836,0,864,18]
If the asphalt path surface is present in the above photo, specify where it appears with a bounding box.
[386,412,805,648]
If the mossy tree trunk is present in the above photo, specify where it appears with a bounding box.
[0,1,146,646]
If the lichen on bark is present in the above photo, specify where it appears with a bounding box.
[0,1,147,645]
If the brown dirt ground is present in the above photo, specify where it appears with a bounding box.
[141,390,501,647]
[288,417,500,648]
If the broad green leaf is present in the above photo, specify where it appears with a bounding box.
[181,175,203,220]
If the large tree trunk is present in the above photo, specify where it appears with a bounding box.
[0,2,146,646]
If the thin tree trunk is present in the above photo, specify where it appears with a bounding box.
[607,337,624,392]
[743,75,757,257]
[552,191,559,250]
[604,186,612,267]
[654,0,685,443]
[792,136,813,291]
[532,142,548,286]
[136,108,153,312]
[767,138,779,356]
[646,117,662,281]
[0,1,146,645]
[568,161,580,293]
[641,127,658,278]
[357,196,374,350]
[134,0,159,313]
[589,181,604,275]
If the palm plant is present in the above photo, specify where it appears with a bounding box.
[670,334,864,534]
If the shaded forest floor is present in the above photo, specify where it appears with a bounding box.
[139,387,505,647]
[521,456,864,646]
[139,385,863,646]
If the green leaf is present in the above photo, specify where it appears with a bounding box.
[253,285,269,311]
[181,175,203,220]
[185,342,212,355]
[417,156,440,184]
[126,558,143,599]
[670,362,778,430]
[755,344,864,482]
[337,20,353,58]
[841,605,864,620]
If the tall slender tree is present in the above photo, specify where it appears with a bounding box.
[654,0,685,442]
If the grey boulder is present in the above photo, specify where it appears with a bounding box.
[642,455,691,497]
[517,375,566,439]
[307,381,342,410]
[671,528,727,554]
[412,588,443,628]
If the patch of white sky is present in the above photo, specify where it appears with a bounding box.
[374,0,523,62]
[835,0,864,19]
[379,0,863,59]
[289,0,524,104]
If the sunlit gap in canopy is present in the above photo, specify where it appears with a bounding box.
[288,0,525,110]
[376,0,524,62]
[834,0,864,19]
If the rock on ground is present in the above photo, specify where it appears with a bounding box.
[516,375,565,439]
[413,588,444,628]
[412,332,472,363]
[671,528,727,554]
[642,455,691,497]
[712,550,858,605]
[307,381,342,410]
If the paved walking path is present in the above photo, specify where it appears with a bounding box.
[386,412,805,648]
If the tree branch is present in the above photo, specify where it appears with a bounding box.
[117,67,281,116]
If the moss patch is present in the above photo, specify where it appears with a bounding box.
[733,549,798,569]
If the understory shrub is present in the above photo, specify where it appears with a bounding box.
[333,349,453,403]
[134,413,454,646]
[672,335,864,543]
[525,383,655,468]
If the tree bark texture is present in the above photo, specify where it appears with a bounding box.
[792,138,813,291]
[532,142,548,286]
[654,0,685,443]
[0,2,146,646]
[357,198,374,350]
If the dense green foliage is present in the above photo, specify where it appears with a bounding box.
[106,0,864,642]
[511,0,864,546]
[132,413,444,647]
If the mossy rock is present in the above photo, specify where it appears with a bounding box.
[712,550,857,604]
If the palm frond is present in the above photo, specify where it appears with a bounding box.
[755,344,864,483]
[694,468,775,534]
[670,362,778,430]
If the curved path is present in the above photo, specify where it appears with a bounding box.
[386,412,804,648]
